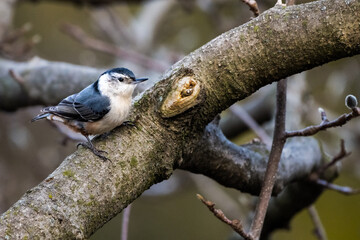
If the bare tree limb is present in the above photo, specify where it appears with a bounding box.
[317,139,350,175]
[308,205,328,240]
[0,57,102,111]
[179,117,322,196]
[315,180,360,195]
[61,23,169,72]
[249,79,287,239]
[220,89,274,139]
[197,194,252,240]
[229,104,272,147]
[1,0,360,238]
[286,108,360,138]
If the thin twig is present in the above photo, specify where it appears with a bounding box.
[286,108,360,138]
[308,139,358,195]
[90,7,133,45]
[197,194,252,240]
[317,139,351,176]
[229,104,272,148]
[121,204,132,240]
[315,179,360,195]
[308,205,328,240]
[318,108,329,122]
[9,69,25,85]
[249,79,287,239]
[1,23,32,43]
[240,0,260,17]
[60,23,168,72]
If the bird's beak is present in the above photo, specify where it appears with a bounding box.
[134,77,148,84]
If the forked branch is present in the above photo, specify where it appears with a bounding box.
[197,194,252,240]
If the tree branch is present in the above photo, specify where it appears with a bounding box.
[61,23,169,72]
[197,194,252,240]
[179,117,322,196]
[249,79,287,239]
[315,180,360,195]
[286,108,360,138]
[308,205,328,240]
[1,0,360,238]
[0,57,102,111]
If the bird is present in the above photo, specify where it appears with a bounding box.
[31,67,148,161]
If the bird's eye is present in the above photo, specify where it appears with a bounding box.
[118,77,124,82]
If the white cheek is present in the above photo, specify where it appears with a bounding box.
[98,75,136,97]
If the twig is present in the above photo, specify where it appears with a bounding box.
[318,107,329,122]
[308,205,328,240]
[121,204,132,240]
[317,139,351,176]
[308,139,358,195]
[315,179,360,195]
[240,0,260,17]
[8,69,25,85]
[196,194,252,240]
[90,7,133,45]
[249,79,287,239]
[60,23,168,72]
[229,104,272,148]
[1,23,32,43]
[285,108,360,138]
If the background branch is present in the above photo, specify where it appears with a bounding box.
[179,118,322,196]
[61,23,169,72]
[308,205,328,240]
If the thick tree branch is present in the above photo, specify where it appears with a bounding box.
[179,118,322,196]
[0,57,102,111]
[1,0,360,238]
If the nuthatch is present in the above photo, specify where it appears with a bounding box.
[32,68,148,161]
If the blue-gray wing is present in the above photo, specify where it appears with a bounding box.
[42,83,110,122]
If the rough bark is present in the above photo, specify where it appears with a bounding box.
[0,0,360,239]
[179,118,322,196]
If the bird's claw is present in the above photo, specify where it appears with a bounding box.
[77,142,111,162]
[122,120,136,127]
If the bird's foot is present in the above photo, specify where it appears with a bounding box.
[122,115,140,127]
[77,142,111,162]
[122,120,136,127]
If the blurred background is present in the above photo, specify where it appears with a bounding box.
[0,0,359,239]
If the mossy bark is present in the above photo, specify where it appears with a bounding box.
[0,0,360,238]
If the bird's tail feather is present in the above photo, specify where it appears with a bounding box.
[31,113,50,122]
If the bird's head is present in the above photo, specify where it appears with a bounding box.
[98,68,148,97]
